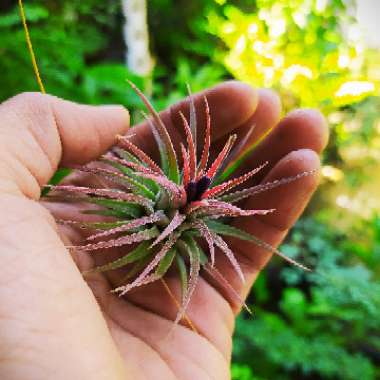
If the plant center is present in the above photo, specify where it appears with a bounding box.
[185,176,211,203]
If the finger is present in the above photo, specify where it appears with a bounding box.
[238,149,320,233]
[211,149,321,308]
[244,88,282,144]
[129,81,258,160]
[235,109,328,187]
[209,88,281,160]
[0,93,130,378]
[0,92,129,199]
[55,167,112,190]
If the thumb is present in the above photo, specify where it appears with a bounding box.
[0,92,129,199]
[0,92,130,379]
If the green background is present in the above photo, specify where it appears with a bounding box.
[1,1,379,379]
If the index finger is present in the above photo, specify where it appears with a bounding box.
[129,81,259,160]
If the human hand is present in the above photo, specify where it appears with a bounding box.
[0,81,328,380]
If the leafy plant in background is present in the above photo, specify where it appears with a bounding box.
[207,0,378,110]
[0,1,146,109]
[233,217,380,380]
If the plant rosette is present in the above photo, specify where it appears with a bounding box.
[47,82,313,324]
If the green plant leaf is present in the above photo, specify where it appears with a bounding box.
[103,158,160,194]
[206,220,254,241]
[90,240,153,273]
[175,254,188,302]
[182,234,208,265]
[155,248,176,276]
[88,198,144,218]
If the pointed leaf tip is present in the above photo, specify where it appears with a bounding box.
[126,80,180,184]
[197,96,211,178]
[179,111,196,181]
[187,84,197,154]
[206,134,237,181]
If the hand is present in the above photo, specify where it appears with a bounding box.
[0,82,328,380]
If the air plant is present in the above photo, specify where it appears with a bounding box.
[47,82,312,323]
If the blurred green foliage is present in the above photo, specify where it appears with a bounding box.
[207,0,378,110]
[234,217,380,379]
[0,0,379,379]
[0,1,144,106]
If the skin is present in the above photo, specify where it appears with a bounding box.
[0,81,328,380]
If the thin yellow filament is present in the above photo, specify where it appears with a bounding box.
[160,278,198,333]
[18,0,46,93]
[18,0,197,335]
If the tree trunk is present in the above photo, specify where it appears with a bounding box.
[121,0,153,94]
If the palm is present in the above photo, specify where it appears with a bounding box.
[53,208,232,379]
[0,82,327,380]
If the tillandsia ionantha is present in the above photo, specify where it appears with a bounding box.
[46,81,314,324]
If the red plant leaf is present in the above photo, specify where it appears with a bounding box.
[48,185,153,209]
[193,220,215,266]
[204,264,251,314]
[220,170,318,203]
[117,135,163,174]
[197,96,211,178]
[244,233,311,271]
[187,85,197,154]
[192,200,275,218]
[180,143,191,187]
[185,199,209,214]
[219,124,255,174]
[174,240,201,325]
[103,154,155,175]
[138,172,187,207]
[86,211,165,241]
[69,227,158,251]
[179,111,196,181]
[212,233,245,283]
[201,161,268,199]
[150,211,186,248]
[114,233,179,296]
[206,134,237,180]
[127,80,179,183]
